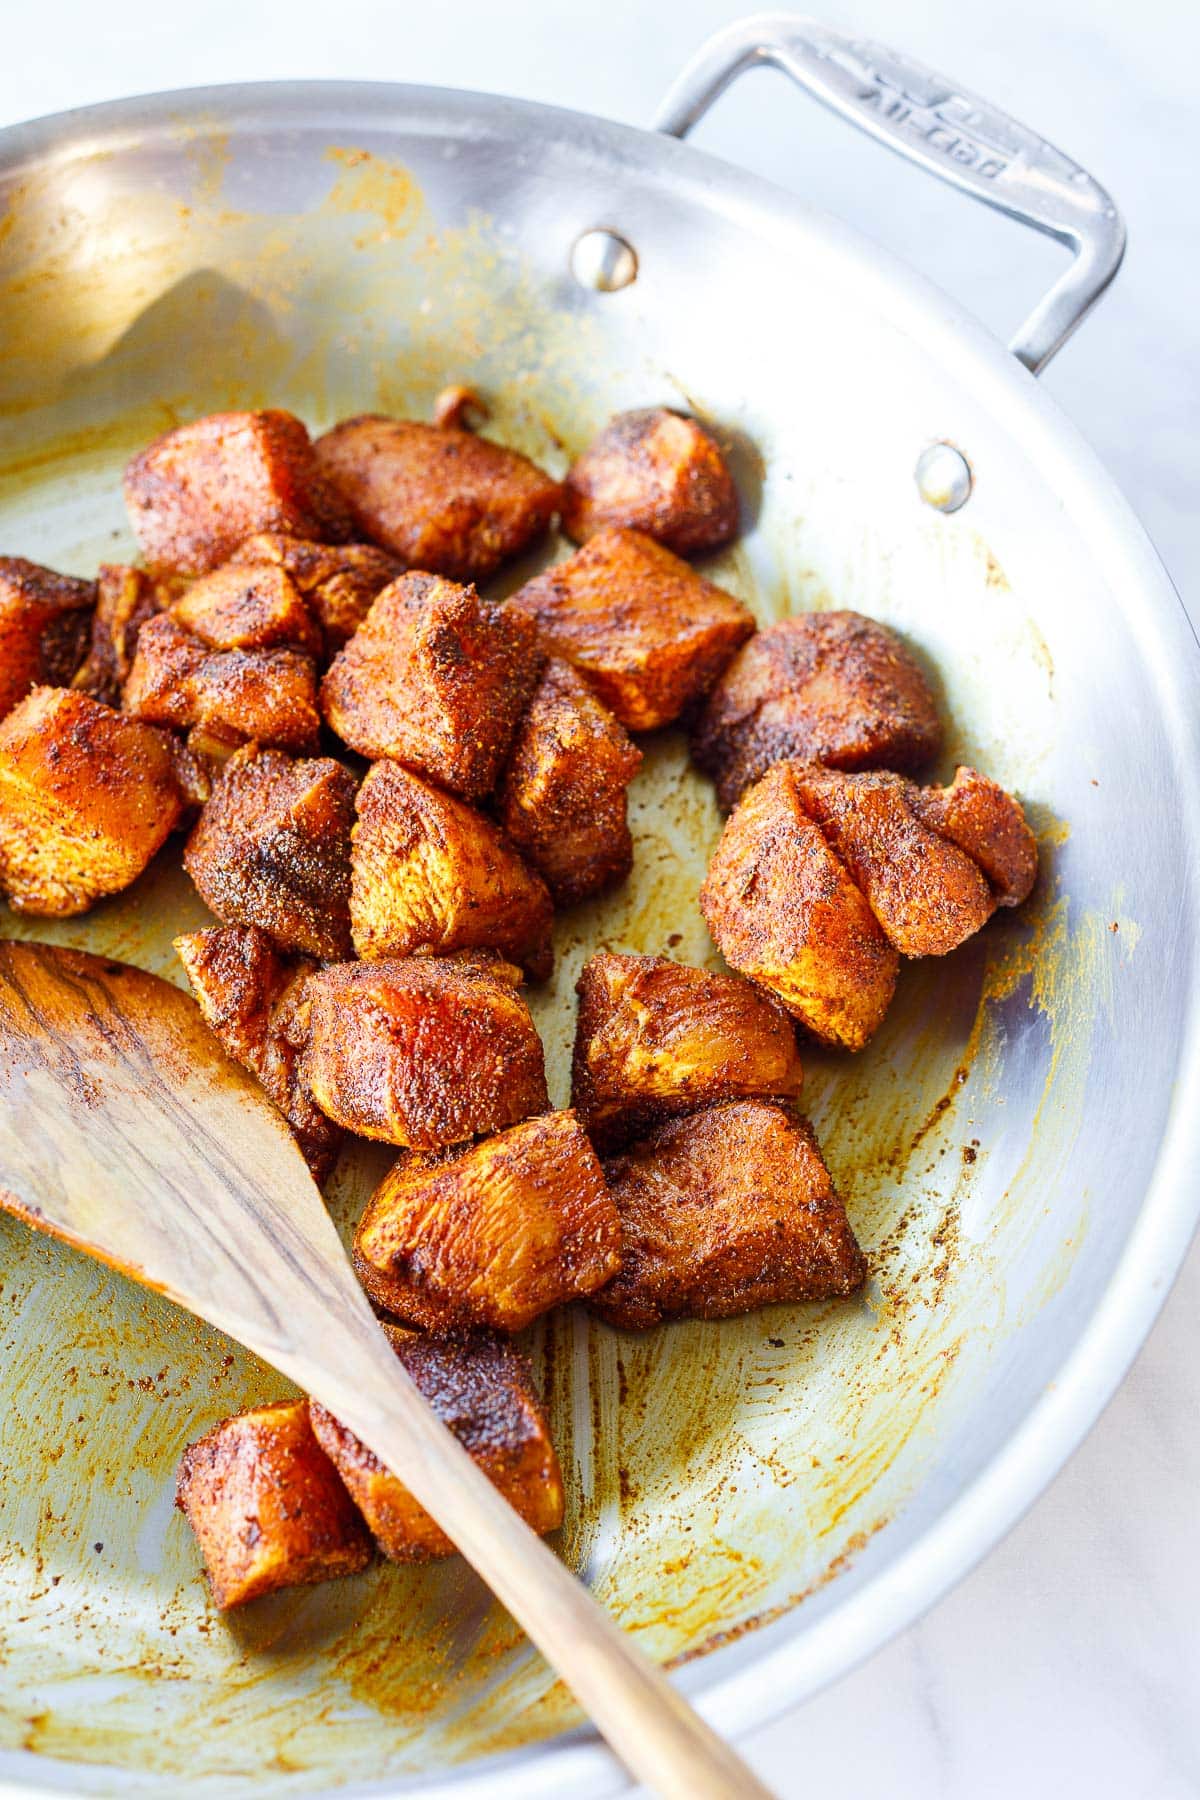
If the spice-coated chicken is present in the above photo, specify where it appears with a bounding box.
[123,613,322,754]
[349,760,553,978]
[174,922,344,1183]
[320,573,542,798]
[72,564,166,707]
[300,956,548,1149]
[562,408,739,556]
[497,657,643,907]
[312,414,561,584]
[506,528,755,732]
[592,1099,866,1330]
[691,609,942,811]
[352,1109,620,1333]
[183,745,357,960]
[0,688,184,916]
[572,951,804,1151]
[309,1325,563,1560]
[229,533,403,653]
[170,562,323,657]
[0,555,95,719]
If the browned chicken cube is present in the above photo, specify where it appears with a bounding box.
[911,765,1038,907]
[72,564,166,706]
[123,613,321,753]
[183,746,357,959]
[0,687,183,915]
[176,1398,371,1609]
[170,562,323,657]
[0,555,95,719]
[320,573,541,796]
[352,1110,620,1332]
[507,529,754,732]
[562,408,739,555]
[692,610,942,811]
[699,761,899,1051]
[572,951,804,1151]
[309,1325,563,1560]
[349,760,553,978]
[301,957,548,1148]
[313,414,560,583]
[497,657,643,906]
[230,533,403,650]
[592,1099,865,1329]
[175,924,343,1183]
[790,766,996,958]
[124,410,351,578]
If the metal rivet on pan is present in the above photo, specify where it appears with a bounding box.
[915,442,973,513]
[570,229,638,292]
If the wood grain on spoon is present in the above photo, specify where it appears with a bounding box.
[0,940,775,1800]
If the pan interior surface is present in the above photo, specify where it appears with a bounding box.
[0,88,1195,1798]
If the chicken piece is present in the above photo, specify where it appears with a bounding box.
[184,746,356,959]
[309,1325,562,1560]
[301,957,548,1148]
[0,555,95,719]
[352,1110,620,1332]
[562,408,739,555]
[691,610,942,811]
[699,762,898,1051]
[320,573,541,797]
[790,765,996,958]
[431,385,489,432]
[910,765,1038,907]
[170,562,323,657]
[229,533,403,651]
[124,409,351,578]
[72,564,165,706]
[592,1099,866,1329]
[175,924,343,1183]
[176,1398,371,1609]
[123,613,321,753]
[507,529,754,732]
[349,760,553,978]
[572,951,804,1151]
[497,657,643,906]
[0,687,183,916]
[313,414,560,584]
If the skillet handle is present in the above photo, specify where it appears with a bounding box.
[653,13,1125,375]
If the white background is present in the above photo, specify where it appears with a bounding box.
[2,3,1197,1795]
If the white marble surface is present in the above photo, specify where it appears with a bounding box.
[1,2,1198,1795]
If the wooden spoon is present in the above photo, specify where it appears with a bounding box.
[0,941,775,1800]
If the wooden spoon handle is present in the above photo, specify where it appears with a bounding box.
[304,1325,777,1800]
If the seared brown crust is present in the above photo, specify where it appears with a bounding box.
[572,951,804,1151]
[591,1099,866,1330]
[174,923,344,1183]
[691,610,942,811]
[0,687,183,915]
[699,762,898,1051]
[0,556,95,718]
[349,760,553,979]
[313,415,561,583]
[72,564,165,706]
[507,529,754,732]
[176,1398,372,1609]
[352,1110,620,1332]
[124,410,351,578]
[171,563,323,657]
[309,1325,563,1560]
[497,657,643,906]
[230,533,403,651]
[301,957,548,1148]
[562,409,739,555]
[910,766,1038,907]
[123,613,322,753]
[320,574,543,797]
[790,765,995,958]
[183,746,357,959]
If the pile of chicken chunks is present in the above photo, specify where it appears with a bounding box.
[0,398,1037,1610]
